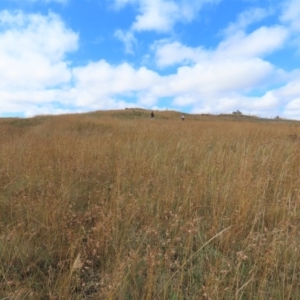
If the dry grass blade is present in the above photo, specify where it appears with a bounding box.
[154,226,233,299]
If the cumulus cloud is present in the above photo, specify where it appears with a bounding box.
[0,10,77,116]
[129,0,220,32]
[71,60,160,107]
[0,11,78,88]
[131,0,179,32]
[153,40,208,67]
[113,0,221,41]
[149,57,275,115]
[216,25,289,59]
[153,24,288,68]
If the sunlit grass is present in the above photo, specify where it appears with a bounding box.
[1,111,300,299]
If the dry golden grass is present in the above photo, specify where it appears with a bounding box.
[1,110,300,299]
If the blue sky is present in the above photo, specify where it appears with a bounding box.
[1,0,300,119]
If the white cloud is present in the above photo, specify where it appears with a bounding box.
[131,0,179,32]
[115,29,137,54]
[153,24,288,68]
[0,11,78,89]
[71,60,160,107]
[161,58,274,102]
[136,92,158,106]
[197,73,300,119]
[281,0,300,32]
[285,98,300,110]
[113,0,220,33]
[216,25,289,59]
[73,60,159,94]
[188,91,281,117]
[153,40,208,67]
[0,11,77,116]
[223,7,272,36]
[275,76,300,99]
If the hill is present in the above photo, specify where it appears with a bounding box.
[1,109,300,299]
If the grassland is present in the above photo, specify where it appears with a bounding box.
[1,109,300,299]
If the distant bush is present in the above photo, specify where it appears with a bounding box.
[232,110,243,115]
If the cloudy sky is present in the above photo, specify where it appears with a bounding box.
[0,0,300,119]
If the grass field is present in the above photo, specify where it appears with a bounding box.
[1,109,300,299]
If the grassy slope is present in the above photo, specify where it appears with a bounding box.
[1,110,300,299]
